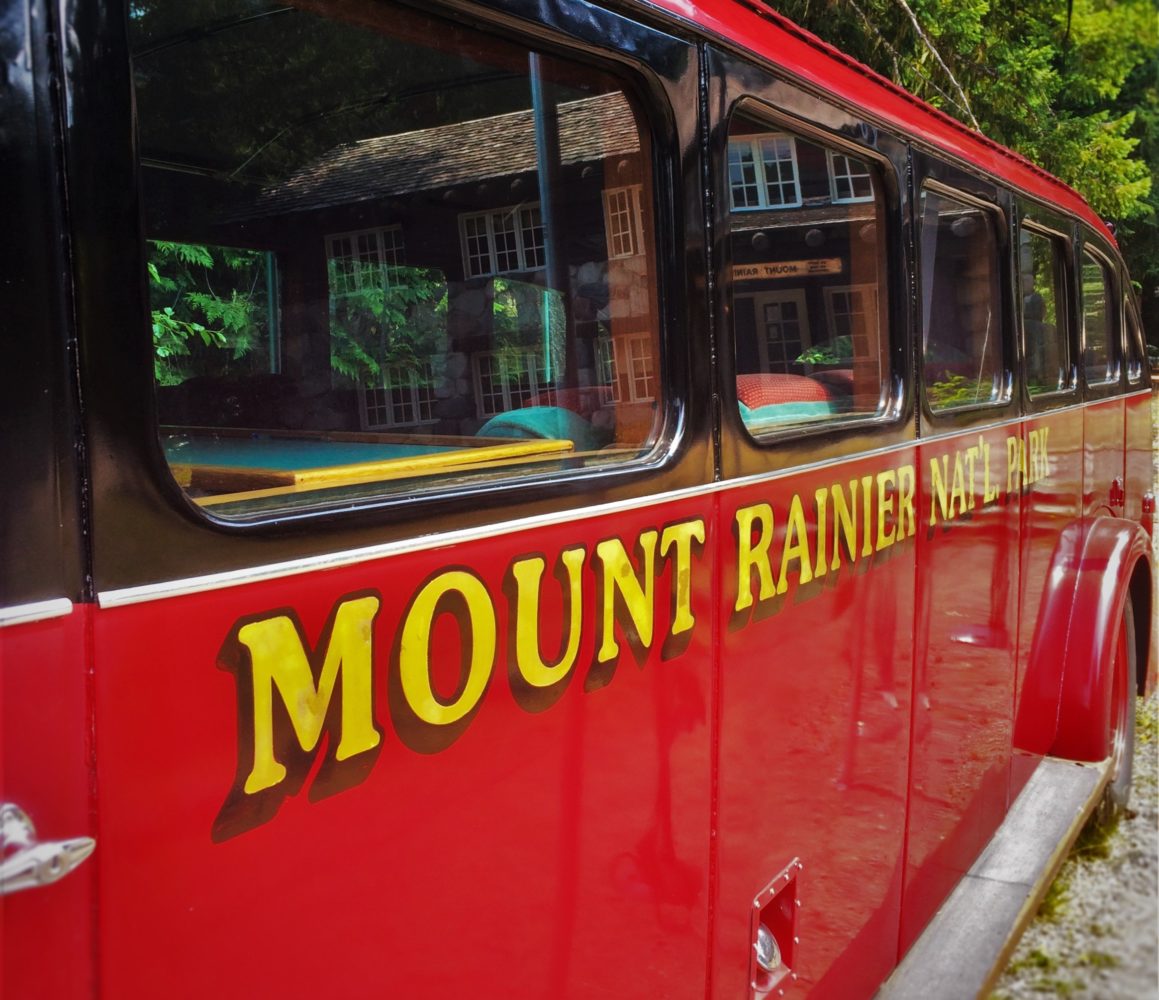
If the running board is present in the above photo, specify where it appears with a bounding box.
[876,756,1111,1000]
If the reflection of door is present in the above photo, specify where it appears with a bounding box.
[823,284,876,357]
[746,289,809,371]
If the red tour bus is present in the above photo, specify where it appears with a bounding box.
[1,0,1153,996]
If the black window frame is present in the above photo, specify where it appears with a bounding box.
[707,44,913,482]
[1077,231,1123,401]
[1015,200,1079,414]
[64,0,706,591]
[914,167,1016,433]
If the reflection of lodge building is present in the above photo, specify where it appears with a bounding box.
[152,90,658,442]
[726,122,884,412]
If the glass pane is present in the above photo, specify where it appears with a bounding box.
[132,0,662,517]
[1082,253,1116,385]
[727,114,889,436]
[920,191,1005,411]
[1126,305,1145,385]
[1019,229,1070,397]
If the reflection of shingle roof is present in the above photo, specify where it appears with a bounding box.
[252,91,639,216]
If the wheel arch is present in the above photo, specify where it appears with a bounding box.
[1128,556,1153,696]
[1050,517,1152,762]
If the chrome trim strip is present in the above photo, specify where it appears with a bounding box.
[97,394,1154,608]
[0,599,75,628]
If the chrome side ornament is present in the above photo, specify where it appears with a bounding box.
[0,803,95,895]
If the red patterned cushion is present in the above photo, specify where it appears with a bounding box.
[736,373,832,407]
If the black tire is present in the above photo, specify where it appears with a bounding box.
[1097,598,1136,825]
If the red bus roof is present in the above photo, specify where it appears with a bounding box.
[645,0,1114,244]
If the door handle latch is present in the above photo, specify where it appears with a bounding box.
[0,802,95,895]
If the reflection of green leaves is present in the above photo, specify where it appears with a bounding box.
[797,335,853,365]
[148,240,268,386]
[329,265,447,384]
[927,372,991,410]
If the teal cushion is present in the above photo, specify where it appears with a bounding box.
[477,406,606,452]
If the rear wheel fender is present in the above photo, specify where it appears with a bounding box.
[1051,517,1151,763]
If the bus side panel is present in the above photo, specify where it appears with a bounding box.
[1083,396,1125,519]
[902,425,1019,952]
[89,500,713,1000]
[0,610,95,1000]
[711,451,916,1000]
[1011,406,1084,793]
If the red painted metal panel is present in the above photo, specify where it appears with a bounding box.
[1083,396,1126,519]
[1011,407,1084,793]
[0,610,95,999]
[90,500,713,999]
[902,425,1020,953]
[711,451,916,999]
[1052,518,1153,762]
[1124,389,1156,692]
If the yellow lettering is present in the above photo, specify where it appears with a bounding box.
[239,595,381,795]
[860,475,874,557]
[897,464,917,539]
[661,519,705,636]
[596,531,658,662]
[511,550,584,688]
[813,487,829,580]
[777,493,813,594]
[930,455,951,526]
[831,481,858,570]
[876,469,897,550]
[400,570,496,726]
[950,451,967,517]
[735,504,776,611]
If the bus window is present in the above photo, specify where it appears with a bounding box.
[1081,250,1118,386]
[726,113,890,436]
[920,190,1006,412]
[1019,227,1072,398]
[131,1,663,518]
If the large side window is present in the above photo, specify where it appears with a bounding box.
[1081,249,1118,387]
[920,189,1006,413]
[1019,226,1072,398]
[132,1,663,518]
[726,112,891,436]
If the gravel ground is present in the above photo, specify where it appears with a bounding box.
[990,695,1159,1000]
[992,394,1159,1000]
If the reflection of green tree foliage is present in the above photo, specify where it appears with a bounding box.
[329,265,447,386]
[489,278,566,382]
[797,335,854,365]
[148,240,268,386]
[927,372,992,410]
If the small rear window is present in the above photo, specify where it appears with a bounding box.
[132,1,665,519]
[920,189,1006,413]
[726,111,892,439]
[1081,250,1118,387]
[1019,227,1072,398]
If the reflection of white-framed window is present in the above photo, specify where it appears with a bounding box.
[744,290,810,371]
[728,133,802,210]
[827,152,874,203]
[596,336,619,403]
[604,186,645,258]
[598,332,655,402]
[473,350,542,418]
[362,359,438,429]
[823,285,876,356]
[460,205,545,278]
[327,226,405,294]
